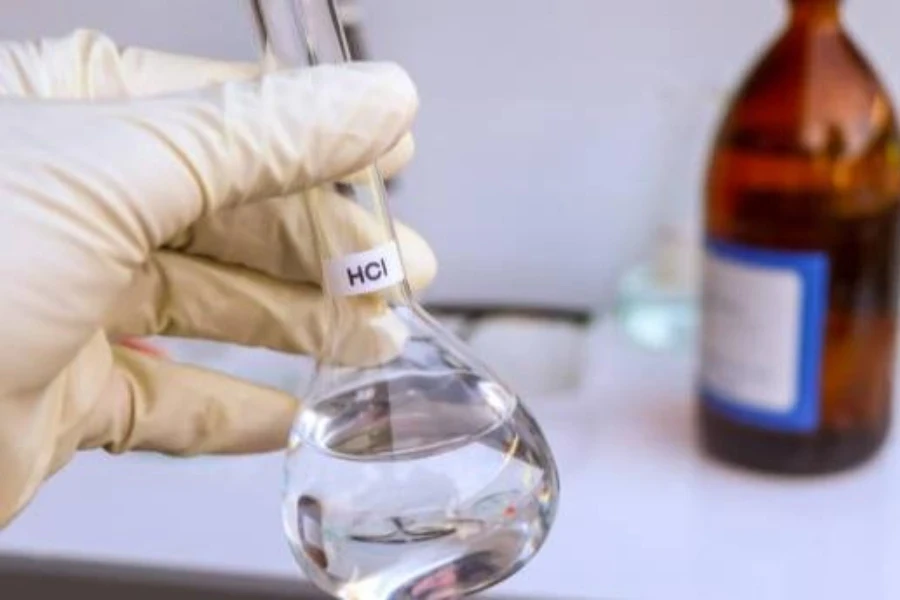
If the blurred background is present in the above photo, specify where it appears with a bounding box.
[4,1,900,598]
[7,0,890,309]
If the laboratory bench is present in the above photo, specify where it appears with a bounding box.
[2,318,900,599]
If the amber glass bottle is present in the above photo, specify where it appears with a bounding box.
[698,0,900,473]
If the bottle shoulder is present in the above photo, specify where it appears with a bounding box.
[718,25,898,158]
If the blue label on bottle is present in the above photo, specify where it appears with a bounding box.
[700,239,829,433]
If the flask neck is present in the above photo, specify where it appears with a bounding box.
[788,0,841,26]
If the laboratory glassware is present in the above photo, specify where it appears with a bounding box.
[699,0,900,473]
[248,1,560,598]
[615,84,722,353]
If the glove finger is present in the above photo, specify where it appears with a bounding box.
[2,58,418,271]
[106,251,410,367]
[0,29,259,99]
[0,29,414,181]
[0,28,413,188]
[81,346,298,455]
[116,44,260,97]
[121,60,419,244]
[342,132,414,185]
[168,185,437,292]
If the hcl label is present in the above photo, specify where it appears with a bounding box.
[324,242,405,296]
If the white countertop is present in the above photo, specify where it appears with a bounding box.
[2,319,900,600]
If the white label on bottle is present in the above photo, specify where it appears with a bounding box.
[323,242,405,297]
[700,240,828,432]
[701,254,802,412]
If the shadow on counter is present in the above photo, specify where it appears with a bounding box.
[0,553,574,600]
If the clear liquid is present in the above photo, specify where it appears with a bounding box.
[283,372,559,600]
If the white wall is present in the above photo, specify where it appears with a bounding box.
[2,1,900,309]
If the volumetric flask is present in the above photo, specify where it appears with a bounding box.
[249,1,560,598]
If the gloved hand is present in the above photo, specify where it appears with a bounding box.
[0,30,436,526]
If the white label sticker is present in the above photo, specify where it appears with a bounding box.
[701,251,802,413]
[324,242,405,297]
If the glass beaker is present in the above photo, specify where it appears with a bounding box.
[248,1,560,598]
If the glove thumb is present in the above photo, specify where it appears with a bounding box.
[81,346,299,456]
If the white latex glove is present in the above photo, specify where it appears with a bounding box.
[0,30,436,526]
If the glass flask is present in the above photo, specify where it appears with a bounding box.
[698,0,900,473]
[249,1,561,598]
